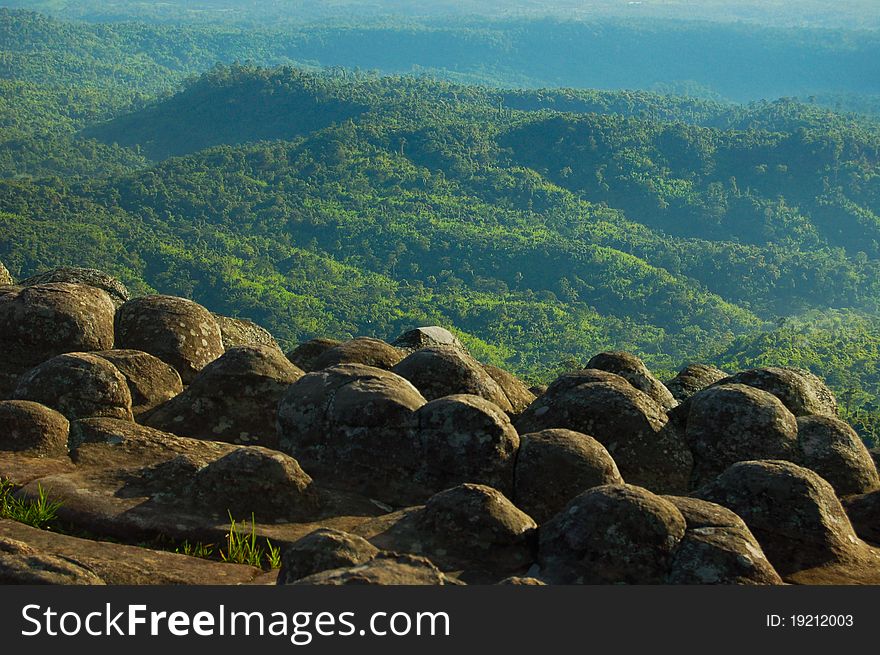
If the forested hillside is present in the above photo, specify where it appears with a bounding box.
[1,8,880,443]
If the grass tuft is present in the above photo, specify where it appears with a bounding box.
[0,477,63,529]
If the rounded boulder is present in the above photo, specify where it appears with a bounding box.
[114,295,224,384]
[586,351,677,410]
[93,349,183,417]
[0,400,69,457]
[796,415,880,496]
[310,337,403,371]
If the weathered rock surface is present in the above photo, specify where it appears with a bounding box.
[538,484,686,584]
[483,364,536,415]
[276,528,380,584]
[586,351,677,410]
[14,353,133,422]
[392,346,513,412]
[362,484,536,582]
[0,400,69,457]
[0,520,265,585]
[663,496,782,585]
[19,267,130,307]
[665,363,728,403]
[292,553,458,585]
[514,428,623,524]
[143,345,303,448]
[277,364,426,504]
[114,295,224,384]
[0,283,116,395]
[412,395,519,500]
[719,367,839,417]
[516,372,692,493]
[685,384,798,487]
[0,535,105,584]
[392,326,464,351]
[796,415,880,496]
[0,261,12,286]
[310,337,403,371]
[93,349,183,417]
[497,576,546,585]
[695,460,880,582]
[213,313,282,352]
[285,338,341,372]
[842,491,880,546]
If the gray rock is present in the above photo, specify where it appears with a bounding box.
[114,295,224,384]
[586,351,677,410]
[665,363,728,403]
[695,460,868,575]
[276,364,426,504]
[719,367,838,417]
[538,484,686,584]
[285,338,341,372]
[483,365,536,415]
[0,400,69,458]
[93,350,183,418]
[796,415,880,496]
[663,496,782,585]
[143,345,303,449]
[14,353,133,422]
[413,395,519,500]
[685,384,798,487]
[514,428,623,524]
[0,283,116,395]
[276,528,379,584]
[392,347,512,412]
[20,267,129,307]
[516,372,692,493]
[392,326,464,351]
[311,337,403,371]
[213,313,282,352]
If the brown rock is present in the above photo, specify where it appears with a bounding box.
[285,338,341,372]
[14,353,133,422]
[213,313,282,352]
[796,415,880,496]
[392,326,464,351]
[392,347,513,412]
[276,528,379,584]
[366,484,536,582]
[0,283,116,394]
[514,428,623,523]
[20,267,129,307]
[93,349,183,417]
[311,337,403,371]
[719,367,838,417]
[497,576,546,585]
[538,484,686,584]
[483,364,536,415]
[663,496,782,585]
[685,384,798,486]
[0,520,264,585]
[528,384,548,397]
[0,536,105,585]
[665,363,728,403]
[842,491,880,546]
[586,351,677,410]
[277,364,426,504]
[694,460,874,576]
[0,400,69,457]
[293,553,458,585]
[114,295,224,384]
[143,345,303,448]
[413,395,519,500]
[0,261,12,286]
[516,373,692,493]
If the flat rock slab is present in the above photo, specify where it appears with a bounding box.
[0,519,264,585]
[14,466,386,551]
[0,452,75,486]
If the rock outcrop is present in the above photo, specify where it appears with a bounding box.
[19,267,130,307]
[114,295,224,384]
[310,337,403,371]
[586,351,677,410]
[212,313,282,352]
[665,363,727,403]
[92,349,183,418]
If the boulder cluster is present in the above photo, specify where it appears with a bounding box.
[1,263,879,585]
